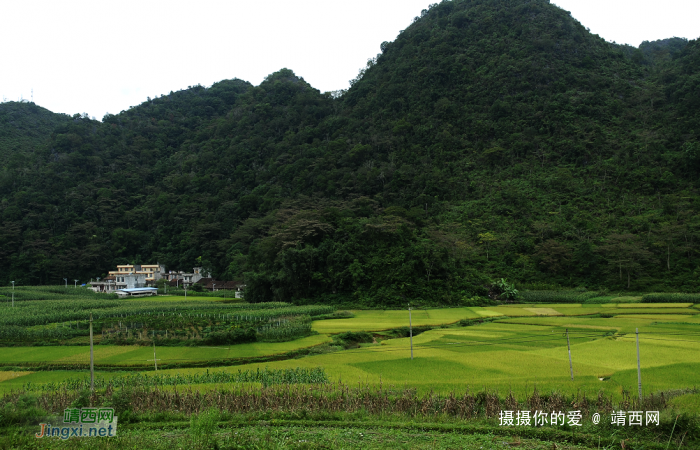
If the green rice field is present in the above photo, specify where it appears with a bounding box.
[1,291,699,450]
[235,319,700,397]
[1,298,698,404]
[0,334,330,366]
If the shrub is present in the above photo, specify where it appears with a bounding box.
[495,278,519,300]
[333,331,374,348]
[202,328,257,345]
[189,283,205,292]
[460,295,495,307]
[641,293,700,303]
[190,407,219,448]
[519,290,602,303]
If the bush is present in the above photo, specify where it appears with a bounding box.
[333,331,373,348]
[189,283,205,292]
[641,293,700,303]
[381,326,431,339]
[495,278,519,300]
[460,295,495,307]
[202,328,257,345]
[458,317,501,327]
[190,407,219,448]
[517,282,561,290]
[519,290,603,303]
[0,395,47,427]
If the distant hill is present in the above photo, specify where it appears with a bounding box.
[1,0,699,304]
[0,101,70,164]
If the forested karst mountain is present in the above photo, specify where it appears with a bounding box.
[0,102,71,165]
[1,0,699,304]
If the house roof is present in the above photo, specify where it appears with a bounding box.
[117,287,158,293]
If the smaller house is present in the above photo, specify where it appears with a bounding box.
[120,273,146,289]
[164,267,209,288]
[91,276,118,293]
[91,273,146,292]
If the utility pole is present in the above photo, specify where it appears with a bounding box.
[89,313,95,393]
[566,328,574,381]
[409,303,413,360]
[11,281,14,307]
[636,328,642,403]
[152,341,158,371]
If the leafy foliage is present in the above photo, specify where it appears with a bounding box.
[641,293,700,303]
[519,289,604,303]
[494,278,518,300]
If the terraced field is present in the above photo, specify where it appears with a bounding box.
[1,297,699,405]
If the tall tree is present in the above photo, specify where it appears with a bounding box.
[598,234,657,288]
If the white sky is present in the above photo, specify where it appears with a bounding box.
[1,0,698,121]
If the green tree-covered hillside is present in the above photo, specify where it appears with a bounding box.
[0,101,71,165]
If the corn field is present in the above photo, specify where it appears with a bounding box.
[0,291,334,346]
[257,315,313,342]
[0,286,117,302]
[0,325,78,341]
[0,299,333,328]
[99,309,321,345]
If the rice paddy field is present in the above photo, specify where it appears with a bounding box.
[1,296,698,401]
[1,288,699,449]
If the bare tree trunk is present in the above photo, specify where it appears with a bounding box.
[627,270,631,289]
[667,245,670,271]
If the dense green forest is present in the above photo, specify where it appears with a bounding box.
[1,0,699,305]
[0,102,71,166]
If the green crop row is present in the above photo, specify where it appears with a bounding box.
[257,319,314,342]
[0,296,333,347]
[100,315,315,346]
[0,299,123,327]
[0,286,116,301]
[96,305,333,329]
[641,293,700,303]
[0,298,333,328]
[155,288,242,298]
[0,325,81,341]
[24,367,329,392]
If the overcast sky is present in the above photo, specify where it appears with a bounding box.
[1,0,698,120]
